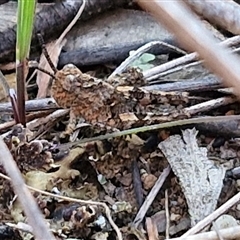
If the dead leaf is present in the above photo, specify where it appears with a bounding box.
[159,128,226,226]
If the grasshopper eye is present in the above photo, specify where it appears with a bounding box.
[63,64,77,70]
[66,74,75,82]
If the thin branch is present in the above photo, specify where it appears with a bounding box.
[0,98,58,113]
[165,189,170,239]
[185,96,237,115]
[170,225,240,240]
[143,35,240,81]
[132,165,171,228]
[145,75,222,92]
[109,40,186,79]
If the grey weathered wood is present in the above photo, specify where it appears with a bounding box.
[0,0,131,63]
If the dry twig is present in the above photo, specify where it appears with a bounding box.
[143,35,240,81]
[0,110,53,132]
[165,189,170,239]
[109,41,186,78]
[0,98,58,112]
[185,96,237,115]
[146,217,158,240]
[170,225,240,240]
[132,165,171,228]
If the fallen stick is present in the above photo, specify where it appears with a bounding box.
[0,98,58,112]
[170,225,240,240]
[144,75,222,92]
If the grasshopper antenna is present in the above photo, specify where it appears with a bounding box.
[28,61,56,79]
[37,33,58,74]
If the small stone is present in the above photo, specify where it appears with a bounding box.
[211,214,238,230]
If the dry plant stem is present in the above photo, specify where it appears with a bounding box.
[16,60,27,126]
[0,109,69,139]
[146,217,158,240]
[132,165,171,228]
[181,192,240,237]
[144,52,197,80]
[57,0,86,45]
[144,35,240,81]
[0,120,16,131]
[6,223,33,234]
[0,139,55,240]
[149,43,240,82]
[165,189,170,239]
[143,35,240,81]
[183,0,240,35]
[109,41,186,79]
[26,109,69,139]
[170,226,240,240]
[9,89,20,123]
[58,115,240,150]
[0,98,58,113]
[143,25,240,84]
[185,96,237,115]
[28,110,69,141]
[0,110,53,132]
[0,172,123,240]
[147,61,203,82]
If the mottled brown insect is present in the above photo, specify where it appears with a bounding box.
[37,34,189,138]
[51,64,121,136]
[36,34,134,137]
[51,64,135,137]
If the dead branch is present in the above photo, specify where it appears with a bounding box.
[132,165,171,228]
[171,225,240,240]
[0,98,58,112]
[185,96,237,115]
[144,75,222,92]
[143,35,240,81]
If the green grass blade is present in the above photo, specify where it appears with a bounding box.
[16,0,36,62]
